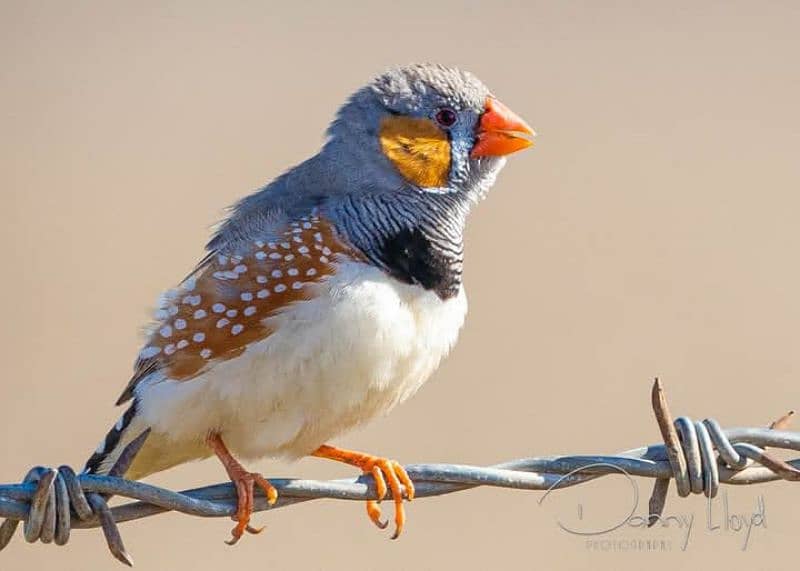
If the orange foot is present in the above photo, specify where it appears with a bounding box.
[312,444,415,539]
[207,433,278,545]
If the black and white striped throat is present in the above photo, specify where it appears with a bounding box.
[335,192,467,300]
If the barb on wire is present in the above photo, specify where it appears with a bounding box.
[1,380,799,566]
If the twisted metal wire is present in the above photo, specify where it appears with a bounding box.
[1,380,799,566]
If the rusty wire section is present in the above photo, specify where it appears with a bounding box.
[1,380,800,566]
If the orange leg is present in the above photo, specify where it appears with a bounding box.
[207,433,278,545]
[312,444,414,539]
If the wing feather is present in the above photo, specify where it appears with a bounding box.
[116,214,359,404]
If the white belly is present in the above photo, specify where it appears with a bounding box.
[127,262,467,478]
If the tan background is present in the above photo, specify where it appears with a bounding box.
[1,1,799,569]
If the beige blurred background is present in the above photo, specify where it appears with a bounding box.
[1,1,799,569]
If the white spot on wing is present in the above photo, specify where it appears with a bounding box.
[139,346,161,359]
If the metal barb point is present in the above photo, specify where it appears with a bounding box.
[3,386,800,565]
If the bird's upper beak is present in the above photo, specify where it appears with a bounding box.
[470,97,535,158]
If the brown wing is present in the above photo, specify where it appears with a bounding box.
[116,214,360,404]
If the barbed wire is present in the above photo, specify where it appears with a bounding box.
[1,379,799,566]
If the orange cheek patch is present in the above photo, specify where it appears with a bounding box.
[379,116,451,188]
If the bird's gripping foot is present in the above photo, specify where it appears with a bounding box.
[207,433,278,545]
[312,444,414,539]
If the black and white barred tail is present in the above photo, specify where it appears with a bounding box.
[83,401,143,476]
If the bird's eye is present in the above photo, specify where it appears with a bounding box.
[434,107,457,127]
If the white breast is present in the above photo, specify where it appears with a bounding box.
[130,261,467,477]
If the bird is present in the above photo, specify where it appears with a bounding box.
[83,63,534,544]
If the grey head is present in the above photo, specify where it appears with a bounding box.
[324,63,513,200]
[211,63,535,299]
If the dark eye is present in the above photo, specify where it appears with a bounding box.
[434,107,457,127]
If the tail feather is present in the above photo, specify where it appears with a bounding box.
[84,401,143,476]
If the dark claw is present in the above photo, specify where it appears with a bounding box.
[225,529,243,546]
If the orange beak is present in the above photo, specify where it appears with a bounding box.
[470,97,535,158]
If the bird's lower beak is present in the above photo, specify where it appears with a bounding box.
[470,97,535,158]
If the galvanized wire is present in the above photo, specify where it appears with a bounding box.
[1,380,798,566]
